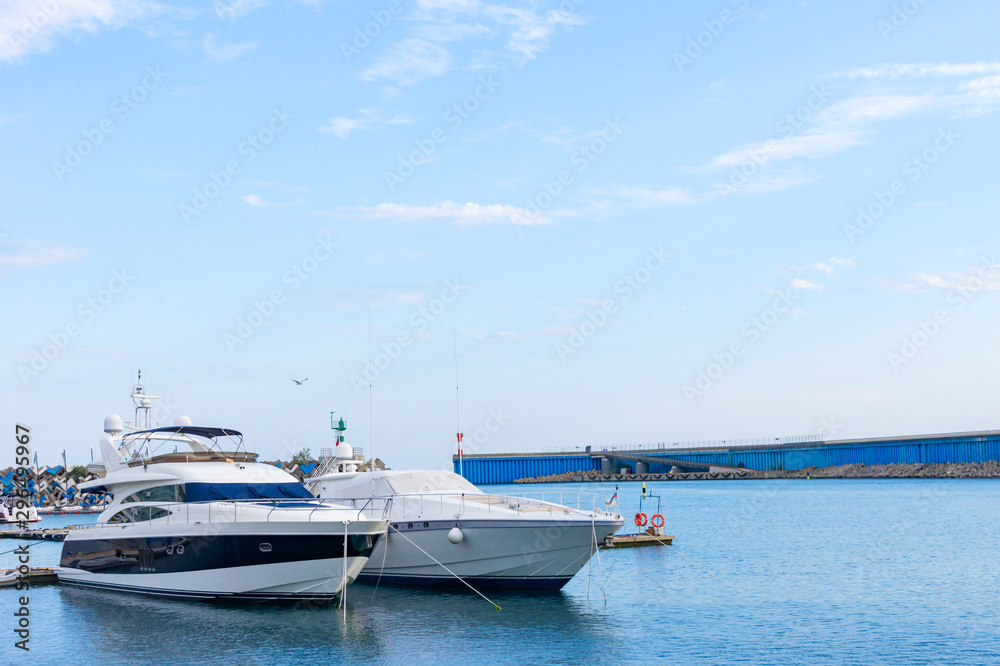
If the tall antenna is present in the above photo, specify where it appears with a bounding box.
[368,306,375,495]
[453,315,463,478]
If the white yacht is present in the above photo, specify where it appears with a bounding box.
[308,418,624,590]
[1,493,40,524]
[57,386,388,602]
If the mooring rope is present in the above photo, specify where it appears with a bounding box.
[370,523,391,601]
[389,524,501,610]
[591,516,607,604]
[0,541,44,557]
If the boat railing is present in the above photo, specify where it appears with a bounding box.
[319,491,620,519]
[70,496,392,529]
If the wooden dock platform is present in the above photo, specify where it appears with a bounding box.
[604,533,674,548]
[0,567,60,587]
[0,528,70,541]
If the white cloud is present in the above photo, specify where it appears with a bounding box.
[833,62,1000,79]
[0,0,158,62]
[317,109,414,139]
[880,270,1000,293]
[361,38,450,87]
[813,93,936,128]
[0,239,86,269]
[346,201,562,226]
[790,278,825,291]
[203,32,257,61]
[791,258,854,276]
[360,1,586,88]
[593,186,699,209]
[483,5,583,60]
[691,62,1000,197]
[693,130,866,174]
[241,193,303,207]
[213,0,268,21]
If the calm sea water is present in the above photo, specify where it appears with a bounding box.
[3,479,999,665]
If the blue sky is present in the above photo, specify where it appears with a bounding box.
[3,0,1000,469]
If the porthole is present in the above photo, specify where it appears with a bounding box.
[423,522,429,528]
[166,545,174,555]
[176,545,185,555]
[259,543,272,552]
[407,523,413,529]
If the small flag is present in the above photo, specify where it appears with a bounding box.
[605,491,618,506]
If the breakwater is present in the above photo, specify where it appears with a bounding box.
[1,458,385,510]
[513,460,1000,483]
[457,429,1000,484]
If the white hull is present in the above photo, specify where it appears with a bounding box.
[1,503,41,524]
[359,519,621,589]
[57,556,369,600]
[58,510,387,601]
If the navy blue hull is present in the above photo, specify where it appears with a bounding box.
[61,533,376,574]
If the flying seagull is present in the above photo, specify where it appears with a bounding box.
[291,378,308,385]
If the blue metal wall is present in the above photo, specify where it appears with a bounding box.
[455,433,1000,484]
[456,455,600,485]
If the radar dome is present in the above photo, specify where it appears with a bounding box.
[335,442,354,459]
[174,415,192,427]
[104,414,123,434]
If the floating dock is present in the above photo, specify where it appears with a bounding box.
[604,533,674,548]
[0,528,70,541]
[0,567,60,587]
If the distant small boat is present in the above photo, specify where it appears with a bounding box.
[0,493,40,524]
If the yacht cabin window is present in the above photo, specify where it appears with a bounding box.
[121,485,186,504]
[107,506,171,523]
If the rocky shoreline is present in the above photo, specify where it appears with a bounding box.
[513,461,1000,483]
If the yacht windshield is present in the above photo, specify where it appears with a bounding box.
[184,483,314,502]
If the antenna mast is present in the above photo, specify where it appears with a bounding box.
[368,307,375,495]
[130,369,159,430]
[453,316,463,478]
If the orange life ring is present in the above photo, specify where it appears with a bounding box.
[634,512,647,527]
[651,513,664,528]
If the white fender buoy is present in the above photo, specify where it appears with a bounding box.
[448,527,464,544]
